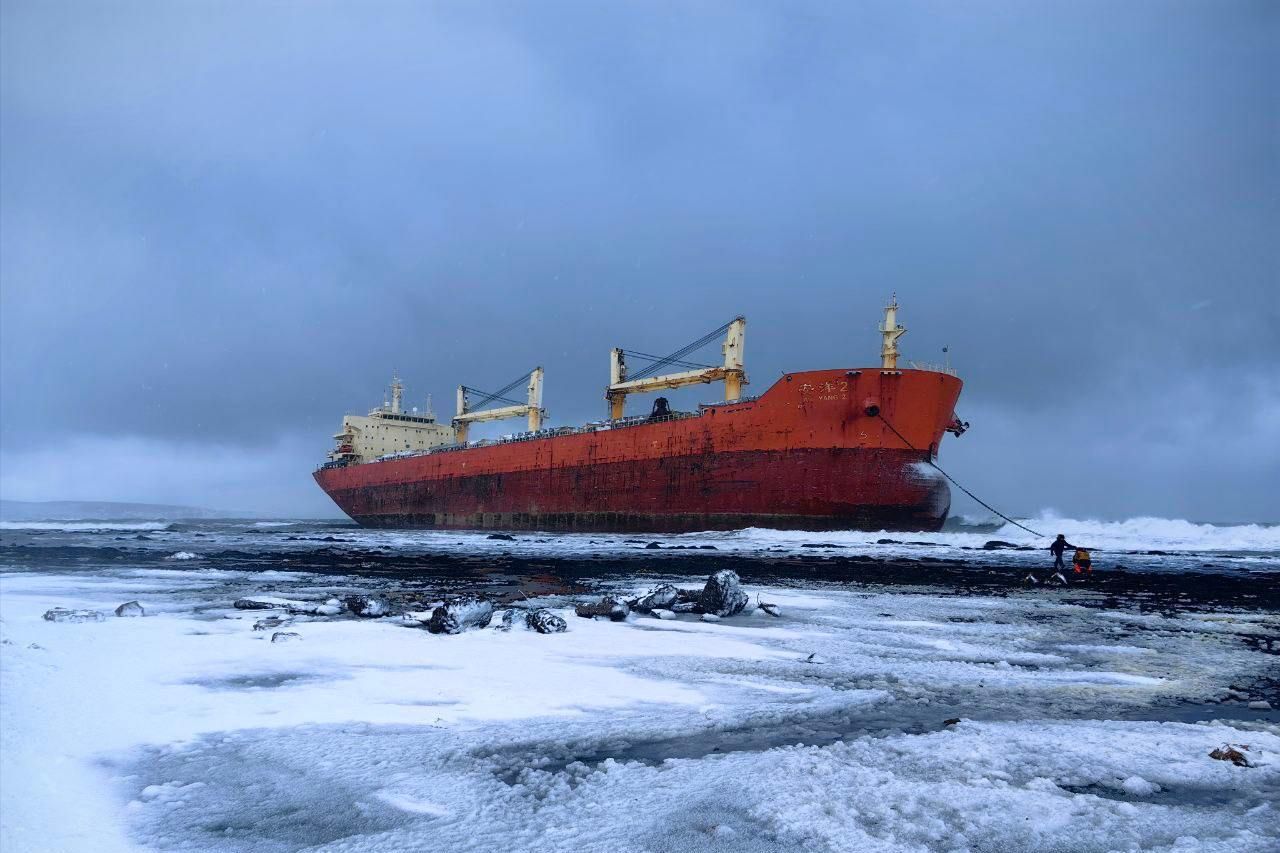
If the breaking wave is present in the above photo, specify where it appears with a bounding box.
[735,513,1280,555]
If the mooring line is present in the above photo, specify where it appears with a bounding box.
[876,413,1046,538]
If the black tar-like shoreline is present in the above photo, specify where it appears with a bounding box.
[3,541,1278,615]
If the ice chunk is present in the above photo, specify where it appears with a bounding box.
[270,631,301,644]
[42,608,105,623]
[165,551,199,561]
[1119,775,1158,796]
[314,598,344,617]
[233,597,291,611]
[234,597,341,616]
[114,601,145,617]
[651,609,677,620]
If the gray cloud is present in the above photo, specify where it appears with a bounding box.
[2,1,1277,519]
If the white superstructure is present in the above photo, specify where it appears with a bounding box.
[328,375,454,464]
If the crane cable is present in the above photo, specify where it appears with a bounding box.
[627,318,740,382]
[876,413,1045,539]
[465,369,534,411]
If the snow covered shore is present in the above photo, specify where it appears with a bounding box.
[1,568,1277,852]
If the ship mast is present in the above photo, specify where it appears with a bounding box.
[390,373,404,414]
[879,296,906,370]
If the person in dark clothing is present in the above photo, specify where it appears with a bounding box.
[1049,534,1076,570]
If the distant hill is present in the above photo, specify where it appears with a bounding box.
[0,499,269,521]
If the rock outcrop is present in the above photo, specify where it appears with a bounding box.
[699,570,749,617]
[426,596,494,634]
[344,595,388,618]
[631,584,680,613]
[526,609,568,634]
[574,596,630,621]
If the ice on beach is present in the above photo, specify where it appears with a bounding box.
[1,568,1277,853]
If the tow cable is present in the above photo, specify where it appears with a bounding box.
[876,413,1045,538]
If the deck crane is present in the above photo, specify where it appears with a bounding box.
[605,317,746,420]
[453,367,545,443]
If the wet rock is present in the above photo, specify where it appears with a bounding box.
[632,584,680,613]
[982,540,1020,550]
[526,609,568,634]
[757,601,781,617]
[496,608,519,631]
[575,596,630,621]
[671,602,700,613]
[270,631,301,644]
[943,718,962,727]
[1209,744,1251,767]
[344,595,388,618]
[42,608,105,623]
[114,601,145,617]
[803,543,842,549]
[644,541,662,549]
[486,533,515,541]
[252,616,289,632]
[875,539,901,545]
[699,569,749,617]
[426,596,494,634]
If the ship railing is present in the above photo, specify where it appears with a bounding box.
[907,361,959,377]
[325,407,712,468]
[700,395,760,408]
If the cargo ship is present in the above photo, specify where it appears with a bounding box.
[314,299,967,532]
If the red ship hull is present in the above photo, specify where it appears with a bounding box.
[315,368,963,533]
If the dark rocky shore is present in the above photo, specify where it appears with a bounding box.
[4,540,1277,614]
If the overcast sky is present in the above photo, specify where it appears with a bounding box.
[2,1,1276,521]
